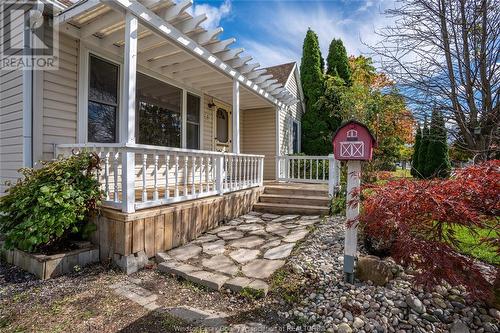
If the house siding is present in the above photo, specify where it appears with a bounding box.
[38,33,79,162]
[0,3,25,194]
[241,107,276,180]
[279,69,303,156]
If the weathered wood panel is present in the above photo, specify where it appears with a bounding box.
[91,187,263,260]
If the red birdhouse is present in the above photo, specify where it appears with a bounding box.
[332,120,376,161]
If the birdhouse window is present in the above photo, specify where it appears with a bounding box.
[346,129,358,141]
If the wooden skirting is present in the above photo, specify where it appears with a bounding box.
[90,186,264,260]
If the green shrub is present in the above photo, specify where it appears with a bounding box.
[0,152,101,253]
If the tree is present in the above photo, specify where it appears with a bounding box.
[326,39,351,85]
[300,29,328,155]
[417,120,430,178]
[358,160,500,302]
[411,125,422,177]
[426,109,451,178]
[371,0,499,160]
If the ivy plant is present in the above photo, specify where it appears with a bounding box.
[0,152,102,253]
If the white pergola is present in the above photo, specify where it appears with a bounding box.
[55,0,297,212]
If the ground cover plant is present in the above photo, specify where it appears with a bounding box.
[0,152,101,253]
[357,160,499,301]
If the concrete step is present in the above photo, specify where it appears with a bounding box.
[259,194,330,207]
[263,185,328,197]
[253,202,329,216]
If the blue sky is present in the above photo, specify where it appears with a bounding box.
[190,0,396,67]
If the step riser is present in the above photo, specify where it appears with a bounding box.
[260,196,330,207]
[253,204,328,216]
[264,187,329,197]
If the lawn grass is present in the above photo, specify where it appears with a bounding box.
[450,224,499,265]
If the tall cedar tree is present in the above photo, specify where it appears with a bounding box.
[411,125,421,177]
[326,39,351,85]
[426,110,451,178]
[417,120,430,178]
[300,29,328,155]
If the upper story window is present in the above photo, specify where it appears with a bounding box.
[88,55,119,143]
[136,73,182,147]
[186,93,201,149]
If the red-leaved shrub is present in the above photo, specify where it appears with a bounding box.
[356,160,499,301]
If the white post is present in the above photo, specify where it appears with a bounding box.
[344,160,361,283]
[259,158,264,185]
[215,155,224,195]
[121,12,138,213]
[232,80,240,154]
[328,154,335,197]
[275,106,281,180]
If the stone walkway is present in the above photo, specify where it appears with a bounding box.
[157,212,320,295]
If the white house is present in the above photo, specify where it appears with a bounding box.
[0,0,326,271]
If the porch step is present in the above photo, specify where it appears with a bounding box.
[259,194,330,207]
[253,202,329,216]
[263,185,328,197]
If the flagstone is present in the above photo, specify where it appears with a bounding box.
[272,215,300,223]
[242,259,285,279]
[202,240,226,255]
[236,224,263,232]
[261,213,280,219]
[218,230,244,240]
[229,236,265,249]
[192,234,220,244]
[249,229,269,237]
[263,243,295,260]
[229,249,260,264]
[224,277,252,292]
[185,270,230,290]
[247,279,269,296]
[283,229,309,243]
[202,255,238,276]
[208,225,235,234]
[168,244,202,261]
[260,239,281,249]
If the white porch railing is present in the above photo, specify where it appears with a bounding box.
[55,143,264,212]
[276,154,341,196]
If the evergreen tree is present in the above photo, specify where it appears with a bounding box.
[300,29,327,155]
[426,110,451,178]
[411,125,422,177]
[417,119,430,178]
[326,39,351,85]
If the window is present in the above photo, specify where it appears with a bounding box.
[88,55,119,143]
[136,73,182,147]
[216,108,229,143]
[186,93,201,149]
[292,120,299,153]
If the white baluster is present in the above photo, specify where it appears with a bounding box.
[224,156,229,190]
[205,156,209,192]
[174,155,179,197]
[104,151,110,201]
[184,156,188,196]
[191,156,196,195]
[165,155,170,199]
[243,157,247,187]
[153,153,159,201]
[229,156,234,190]
[113,151,119,202]
[323,159,326,180]
[316,159,319,180]
[142,153,148,202]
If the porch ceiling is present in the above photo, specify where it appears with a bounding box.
[56,0,297,110]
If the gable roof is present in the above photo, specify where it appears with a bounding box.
[264,62,296,85]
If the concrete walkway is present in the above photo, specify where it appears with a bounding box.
[157,212,320,295]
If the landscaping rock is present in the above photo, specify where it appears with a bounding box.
[406,295,426,314]
[337,323,352,333]
[450,320,470,333]
[355,255,394,286]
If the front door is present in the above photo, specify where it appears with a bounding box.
[213,101,232,152]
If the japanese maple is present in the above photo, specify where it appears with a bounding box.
[356,160,499,301]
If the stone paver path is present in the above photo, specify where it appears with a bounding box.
[158,212,320,295]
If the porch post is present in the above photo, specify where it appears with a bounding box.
[121,12,138,213]
[232,80,240,154]
[328,154,335,197]
[275,106,281,180]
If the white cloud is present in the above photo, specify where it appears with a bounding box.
[239,1,395,67]
[191,0,232,30]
